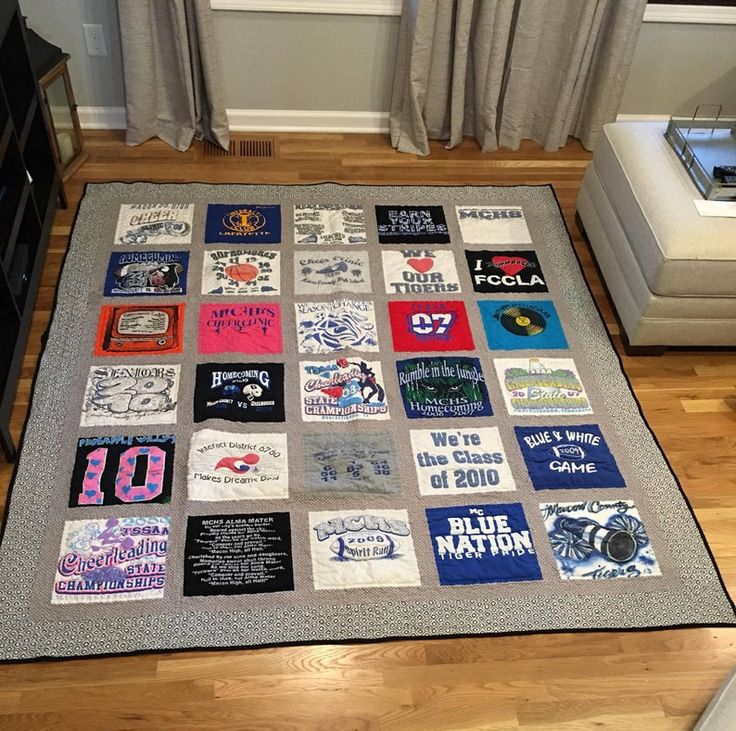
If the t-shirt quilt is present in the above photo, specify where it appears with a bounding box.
[7,185,729,663]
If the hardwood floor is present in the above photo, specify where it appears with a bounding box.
[0,131,734,730]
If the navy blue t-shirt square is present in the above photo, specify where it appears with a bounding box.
[514,424,625,489]
[205,204,281,244]
[425,503,542,585]
[103,251,189,297]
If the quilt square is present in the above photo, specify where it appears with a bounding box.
[494,357,593,416]
[202,249,280,296]
[69,434,175,507]
[478,300,568,350]
[388,300,475,352]
[294,250,372,294]
[540,500,661,581]
[194,363,285,424]
[295,299,379,354]
[455,205,532,244]
[198,303,282,354]
[410,427,515,496]
[309,510,421,590]
[426,504,542,586]
[515,424,625,490]
[104,251,188,297]
[80,364,180,427]
[465,250,548,293]
[299,358,389,422]
[205,204,281,244]
[52,516,170,604]
[375,205,450,244]
[188,428,288,500]
[114,204,193,245]
[396,356,492,419]
[94,304,184,356]
[303,432,400,495]
[381,249,460,295]
[184,513,294,596]
[294,205,367,245]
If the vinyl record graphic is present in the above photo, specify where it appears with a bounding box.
[499,306,546,336]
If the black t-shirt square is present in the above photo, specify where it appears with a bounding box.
[465,250,549,293]
[184,513,294,596]
[375,205,450,244]
[194,362,285,423]
[69,435,175,507]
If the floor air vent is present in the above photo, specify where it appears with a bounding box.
[203,138,276,158]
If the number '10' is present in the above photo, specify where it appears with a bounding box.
[78,446,166,505]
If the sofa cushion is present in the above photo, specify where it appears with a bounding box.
[578,176,736,346]
[594,122,736,297]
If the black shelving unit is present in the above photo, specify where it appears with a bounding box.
[0,2,59,461]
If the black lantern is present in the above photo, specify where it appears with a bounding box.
[24,22,87,207]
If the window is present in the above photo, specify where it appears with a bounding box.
[645,1,736,23]
[210,0,736,23]
[210,0,402,15]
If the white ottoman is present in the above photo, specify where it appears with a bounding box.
[576,121,736,349]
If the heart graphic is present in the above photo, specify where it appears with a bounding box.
[407,258,434,274]
[491,256,529,277]
[321,386,344,399]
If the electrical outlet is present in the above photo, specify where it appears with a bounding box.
[83,23,107,56]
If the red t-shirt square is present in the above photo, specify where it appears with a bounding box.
[388,300,475,352]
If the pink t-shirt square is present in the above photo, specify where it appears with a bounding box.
[198,303,283,354]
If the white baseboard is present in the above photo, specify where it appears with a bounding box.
[77,106,389,134]
[77,107,673,133]
[78,106,127,129]
[616,114,671,122]
[226,108,389,133]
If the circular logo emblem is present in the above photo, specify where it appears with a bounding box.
[223,208,266,234]
[497,305,546,336]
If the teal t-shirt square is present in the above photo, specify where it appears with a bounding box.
[478,300,568,350]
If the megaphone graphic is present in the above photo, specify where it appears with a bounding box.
[557,517,637,563]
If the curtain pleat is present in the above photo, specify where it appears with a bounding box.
[118,0,229,152]
[390,0,647,155]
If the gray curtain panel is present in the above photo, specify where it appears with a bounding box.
[390,0,647,156]
[118,0,230,151]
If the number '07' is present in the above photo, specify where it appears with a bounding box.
[410,312,453,335]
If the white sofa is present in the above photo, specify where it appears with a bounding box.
[576,122,736,349]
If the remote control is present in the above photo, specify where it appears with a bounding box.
[713,165,736,180]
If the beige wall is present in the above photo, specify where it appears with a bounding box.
[213,11,399,111]
[20,0,124,108]
[18,3,736,118]
[620,22,736,116]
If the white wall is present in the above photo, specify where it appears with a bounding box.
[18,2,736,125]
